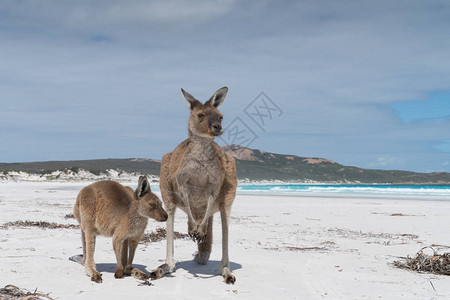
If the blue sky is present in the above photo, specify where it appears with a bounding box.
[390,93,450,123]
[0,0,449,173]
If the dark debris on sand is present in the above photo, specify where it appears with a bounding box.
[64,213,75,219]
[0,220,79,230]
[0,284,54,300]
[140,227,190,244]
[394,246,450,276]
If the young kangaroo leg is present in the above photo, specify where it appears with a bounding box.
[84,231,102,283]
[121,239,129,274]
[125,238,138,275]
[81,229,86,265]
[127,238,148,280]
[195,216,213,265]
[113,236,125,278]
[220,206,235,284]
[150,206,176,280]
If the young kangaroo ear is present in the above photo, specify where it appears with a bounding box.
[136,176,151,198]
[181,88,201,110]
[206,86,228,108]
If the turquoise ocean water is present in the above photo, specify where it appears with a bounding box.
[236,184,450,197]
[56,183,450,198]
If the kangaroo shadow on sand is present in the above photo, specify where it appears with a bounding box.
[95,260,242,280]
[69,254,152,276]
[95,263,151,275]
[70,254,242,280]
[175,259,242,280]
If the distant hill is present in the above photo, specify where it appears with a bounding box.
[0,159,160,177]
[1,145,449,184]
[223,145,450,184]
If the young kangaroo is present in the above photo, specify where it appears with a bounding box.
[73,176,168,283]
[151,87,238,284]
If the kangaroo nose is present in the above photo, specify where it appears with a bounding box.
[213,124,222,131]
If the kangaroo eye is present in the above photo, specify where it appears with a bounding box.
[150,203,157,208]
[197,113,205,118]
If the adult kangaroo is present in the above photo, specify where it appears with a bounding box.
[151,87,238,284]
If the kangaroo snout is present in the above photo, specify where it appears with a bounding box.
[159,210,168,222]
[212,123,222,136]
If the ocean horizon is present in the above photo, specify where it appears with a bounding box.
[26,182,450,198]
[236,184,450,197]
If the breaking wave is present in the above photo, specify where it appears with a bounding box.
[237,184,450,197]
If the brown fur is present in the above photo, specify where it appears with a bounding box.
[73,176,167,283]
[151,87,238,284]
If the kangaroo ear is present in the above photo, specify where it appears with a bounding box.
[206,86,228,108]
[181,88,201,110]
[136,175,151,198]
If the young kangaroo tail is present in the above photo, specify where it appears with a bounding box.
[73,195,81,223]
[74,186,95,223]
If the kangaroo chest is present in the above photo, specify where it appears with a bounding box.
[179,157,221,188]
[177,155,222,207]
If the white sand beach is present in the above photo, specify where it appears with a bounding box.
[1,182,450,299]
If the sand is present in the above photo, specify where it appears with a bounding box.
[1,181,450,299]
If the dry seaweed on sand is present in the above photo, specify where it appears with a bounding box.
[140,227,190,244]
[0,284,53,300]
[393,246,450,275]
[64,213,75,219]
[0,220,79,230]
[137,280,153,287]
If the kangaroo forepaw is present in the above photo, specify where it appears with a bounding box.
[189,231,207,244]
[197,234,207,244]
